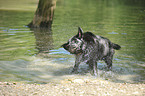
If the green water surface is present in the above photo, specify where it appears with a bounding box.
[0,0,145,83]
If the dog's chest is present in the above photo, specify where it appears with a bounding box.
[81,45,98,62]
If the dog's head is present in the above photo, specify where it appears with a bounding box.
[62,27,84,54]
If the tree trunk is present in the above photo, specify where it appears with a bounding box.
[27,0,56,28]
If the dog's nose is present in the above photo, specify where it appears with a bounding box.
[60,44,64,47]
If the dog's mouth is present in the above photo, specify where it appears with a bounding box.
[69,49,83,55]
[61,43,83,55]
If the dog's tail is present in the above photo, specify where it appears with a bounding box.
[112,43,121,50]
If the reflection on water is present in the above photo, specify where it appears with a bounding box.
[0,0,145,83]
[32,28,53,53]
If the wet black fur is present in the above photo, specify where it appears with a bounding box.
[62,27,121,75]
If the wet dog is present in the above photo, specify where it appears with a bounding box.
[62,27,121,75]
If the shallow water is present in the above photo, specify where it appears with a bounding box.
[0,0,145,83]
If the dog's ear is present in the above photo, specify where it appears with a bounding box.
[76,27,83,38]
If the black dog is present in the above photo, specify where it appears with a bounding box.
[62,27,121,75]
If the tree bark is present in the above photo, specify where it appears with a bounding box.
[27,0,56,28]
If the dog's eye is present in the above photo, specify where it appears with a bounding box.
[75,41,79,43]
[73,39,79,43]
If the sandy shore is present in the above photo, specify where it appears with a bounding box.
[0,79,144,96]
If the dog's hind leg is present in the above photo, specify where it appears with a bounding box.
[105,49,115,70]
[105,58,112,70]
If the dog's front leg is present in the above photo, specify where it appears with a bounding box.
[93,60,98,76]
[72,55,81,73]
[72,61,80,73]
[87,59,98,76]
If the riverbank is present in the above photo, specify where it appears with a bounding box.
[0,79,144,96]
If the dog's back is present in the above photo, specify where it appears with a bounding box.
[82,32,121,58]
